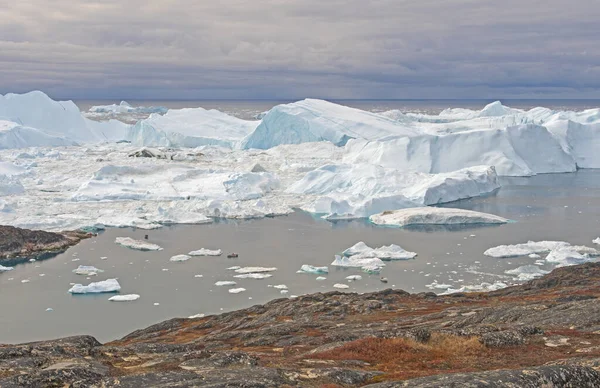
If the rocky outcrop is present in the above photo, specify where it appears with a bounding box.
[0,225,91,266]
[1,263,600,387]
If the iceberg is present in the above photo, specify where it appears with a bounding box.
[342,242,417,260]
[483,241,593,258]
[0,120,76,150]
[72,266,104,276]
[115,237,163,251]
[331,254,385,270]
[68,279,121,294]
[346,275,362,281]
[128,107,258,148]
[440,281,509,295]
[298,265,329,274]
[0,265,14,272]
[170,254,191,262]
[188,248,222,256]
[89,101,167,115]
[545,247,593,267]
[228,288,246,294]
[333,283,350,289]
[233,273,272,279]
[273,284,288,289]
[108,294,140,302]
[370,207,508,227]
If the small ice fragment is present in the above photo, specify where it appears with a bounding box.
[280,290,289,294]
[72,258,80,262]
[109,294,140,302]
[0,265,14,272]
[593,238,600,245]
[188,313,205,319]
[39,274,45,277]
[346,275,362,281]
[29,259,36,262]
[227,266,242,270]
[299,265,329,274]
[73,265,103,276]
[194,274,203,278]
[273,284,288,289]
[529,253,541,259]
[333,283,350,289]
[316,276,327,281]
[162,269,169,272]
[21,279,30,283]
[229,288,246,294]
[101,257,108,260]
[170,254,191,262]
[45,308,53,312]
[215,281,237,286]
[154,303,160,306]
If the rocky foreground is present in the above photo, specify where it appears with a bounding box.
[0,226,91,267]
[1,263,600,387]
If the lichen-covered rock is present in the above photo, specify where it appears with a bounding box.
[480,330,526,348]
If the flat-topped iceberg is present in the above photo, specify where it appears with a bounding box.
[331,254,385,270]
[370,207,508,227]
[505,265,550,281]
[234,267,277,274]
[484,241,590,258]
[188,248,222,256]
[68,279,121,294]
[108,294,140,302]
[233,273,273,279]
[170,254,191,262]
[115,237,163,251]
[215,281,237,286]
[0,265,13,272]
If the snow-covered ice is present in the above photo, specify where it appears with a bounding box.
[0,265,13,272]
[342,242,417,260]
[215,281,237,286]
[370,207,508,227]
[108,294,140,302]
[115,237,163,251]
[333,283,350,289]
[234,267,277,274]
[233,273,273,279]
[228,288,246,294]
[440,281,508,295]
[331,255,385,270]
[484,241,597,258]
[188,248,222,256]
[89,101,167,115]
[68,279,121,294]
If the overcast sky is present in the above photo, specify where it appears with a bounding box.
[1,0,599,100]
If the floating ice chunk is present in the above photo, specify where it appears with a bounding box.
[188,313,205,319]
[545,247,592,267]
[316,276,327,281]
[21,279,30,283]
[273,284,288,289]
[215,281,237,286]
[72,266,104,276]
[194,274,203,278]
[298,265,329,274]
[333,283,350,289]
[233,273,273,279]
[69,279,121,294]
[594,238,600,245]
[441,281,509,295]
[229,288,246,294]
[529,253,541,259]
[280,289,289,294]
[154,303,160,306]
[342,242,417,261]
[109,294,140,302]
[227,266,242,270]
[45,308,53,312]
[426,281,453,290]
[363,265,384,274]
[0,265,13,272]
[332,254,385,269]
[370,207,508,227]
[188,248,222,256]
[505,265,550,281]
[234,267,277,274]
[346,275,362,281]
[115,237,163,251]
[484,241,570,258]
[170,254,191,262]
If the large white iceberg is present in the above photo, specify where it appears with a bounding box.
[128,107,258,148]
[342,242,417,260]
[485,241,574,258]
[331,254,386,270]
[505,265,550,281]
[68,279,121,294]
[0,120,76,150]
[370,207,508,227]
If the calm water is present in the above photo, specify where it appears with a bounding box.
[76,99,600,120]
[1,170,600,344]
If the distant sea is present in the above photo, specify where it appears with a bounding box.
[75,99,600,120]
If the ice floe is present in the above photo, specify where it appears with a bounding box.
[484,241,598,259]
[108,294,140,302]
[233,273,273,279]
[115,237,163,251]
[0,265,13,272]
[68,279,121,294]
[331,255,385,271]
[370,207,508,227]
[333,283,350,289]
[188,248,222,256]
[215,281,237,286]
[170,254,191,262]
[234,267,277,274]
[342,242,417,260]
[440,281,509,295]
[72,266,104,276]
[228,288,246,294]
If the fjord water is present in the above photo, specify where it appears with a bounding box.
[1,170,600,344]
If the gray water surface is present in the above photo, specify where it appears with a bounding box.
[2,170,600,344]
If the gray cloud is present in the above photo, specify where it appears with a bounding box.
[0,0,599,99]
